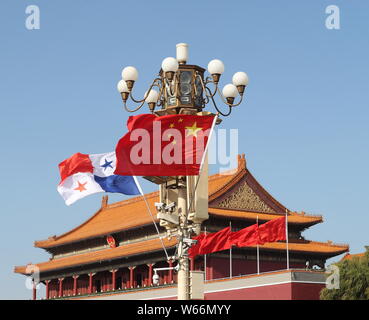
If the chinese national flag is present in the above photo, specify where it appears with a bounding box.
[229,224,262,247]
[196,227,232,256]
[258,216,286,243]
[114,114,216,176]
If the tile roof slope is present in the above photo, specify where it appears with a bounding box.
[15,238,177,274]
[341,252,366,261]
[33,154,320,249]
[208,208,322,225]
[14,239,348,275]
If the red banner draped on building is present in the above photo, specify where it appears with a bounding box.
[259,216,286,243]
[189,227,231,258]
[229,224,261,247]
[189,217,286,258]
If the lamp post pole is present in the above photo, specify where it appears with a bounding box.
[117,43,248,300]
[177,185,190,300]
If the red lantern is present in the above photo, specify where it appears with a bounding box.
[106,235,116,248]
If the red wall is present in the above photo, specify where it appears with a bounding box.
[291,283,325,300]
[204,282,323,300]
[205,283,293,300]
[148,281,324,300]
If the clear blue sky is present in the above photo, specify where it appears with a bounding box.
[1,1,368,299]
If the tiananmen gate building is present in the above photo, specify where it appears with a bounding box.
[14,154,348,300]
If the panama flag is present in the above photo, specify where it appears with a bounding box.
[57,152,140,206]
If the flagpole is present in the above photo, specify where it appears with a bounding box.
[286,209,289,270]
[199,114,218,171]
[256,215,260,275]
[229,221,232,279]
[204,226,207,281]
[133,176,170,261]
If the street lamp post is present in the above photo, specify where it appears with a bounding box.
[117,43,248,300]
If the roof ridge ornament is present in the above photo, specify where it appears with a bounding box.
[101,195,109,209]
[237,154,247,170]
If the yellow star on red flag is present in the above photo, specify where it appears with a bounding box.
[185,122,203,137]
